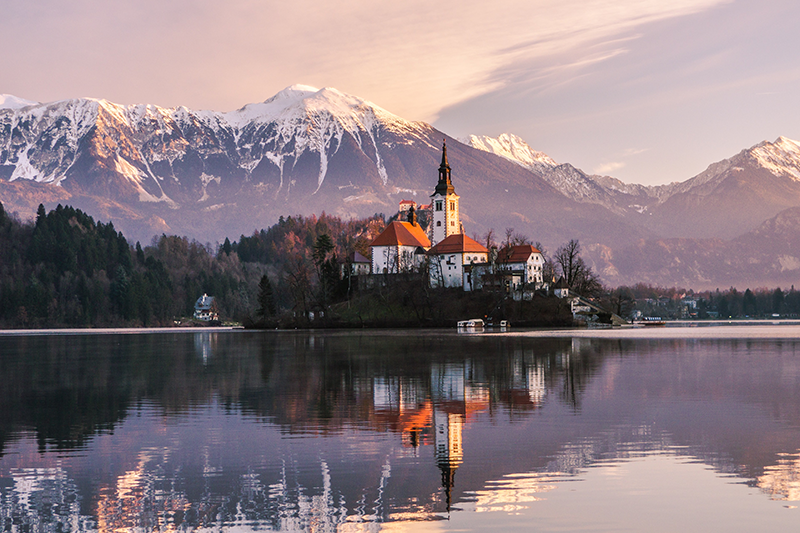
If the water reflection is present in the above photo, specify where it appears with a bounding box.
[1,330,800,531]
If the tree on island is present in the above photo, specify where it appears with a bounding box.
[554,239,603,297]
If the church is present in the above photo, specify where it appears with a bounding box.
[369,140,543,292]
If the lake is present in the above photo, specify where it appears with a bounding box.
[2,326,800,532]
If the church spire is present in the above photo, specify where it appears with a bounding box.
[434,139,455,196]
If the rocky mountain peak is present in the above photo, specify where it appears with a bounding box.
[462,133,557,174]
[748,136,800,180]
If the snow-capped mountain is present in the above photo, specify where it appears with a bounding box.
[0,86,452,239]
[464,133,664,215]
[468,132,800,239]
[643,136,800,238]
[0,85,434,203]
[3,86,643,246]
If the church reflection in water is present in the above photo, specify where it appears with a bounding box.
[3,331,800,531]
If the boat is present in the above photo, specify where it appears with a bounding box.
[457,318,485,329]
[634,317,667,327]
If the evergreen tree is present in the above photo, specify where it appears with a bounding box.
[257,274,276,317]
[221,237,232,256]
[313,234,339,309]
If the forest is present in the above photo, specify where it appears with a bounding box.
[0,203,385,327]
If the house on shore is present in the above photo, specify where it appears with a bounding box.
[194,294,219,321]
[553,277,570,298]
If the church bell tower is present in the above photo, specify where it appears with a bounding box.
[430,140,460,246]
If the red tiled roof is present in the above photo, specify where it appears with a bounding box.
[427,234,488,255]
[497,244,542,263]
[370,221,431,248]
[399,199,416,205]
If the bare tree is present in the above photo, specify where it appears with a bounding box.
[504,228,514,249]
[483,229,497,252]
[554,239,603,297]
[555,239,583,287]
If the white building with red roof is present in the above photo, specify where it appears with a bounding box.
[342,251,371,276]
[398,199,417,212]
[427,234,489,290]
[369,209,431,274]
[495,244,545,289]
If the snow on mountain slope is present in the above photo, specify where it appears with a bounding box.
[0,94,38,110]
[466,132,800,222]
[464,132,660,213]
[640,136,800,239]
[1,98,100,183]
[226,85,430,193]
[748,136,800,180]
[665,136,800,199]
[462,133,557,174]
[0,86,434,202]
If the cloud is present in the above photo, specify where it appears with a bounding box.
[594,162,626,175]
[0,0,730,119]
[623,148,650,156]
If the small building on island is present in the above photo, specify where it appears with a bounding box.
[495,245,545,289]
[427,234,488,290]
[342,251,371,276]
[369,207,431,274]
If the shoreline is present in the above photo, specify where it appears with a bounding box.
[2,319,800,337]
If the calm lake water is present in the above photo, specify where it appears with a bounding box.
[2,326,800,532]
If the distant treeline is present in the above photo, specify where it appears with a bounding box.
[610,283,800,319]
[0,204,386,328]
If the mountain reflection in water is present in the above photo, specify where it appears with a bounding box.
[1,329,800,531]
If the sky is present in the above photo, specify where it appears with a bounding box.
[2,0,800,185]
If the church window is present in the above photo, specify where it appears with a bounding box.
[436,201,443,211]
[437,221,441,227]
[450,221,455,226]
[450,201,455,210]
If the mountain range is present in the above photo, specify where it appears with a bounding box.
[2,87,800,289]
